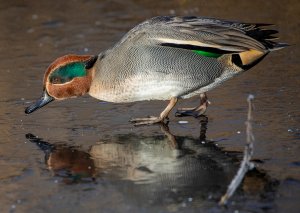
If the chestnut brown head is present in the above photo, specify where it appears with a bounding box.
[25,54,98,114]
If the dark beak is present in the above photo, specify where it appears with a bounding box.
[25,90,54,114]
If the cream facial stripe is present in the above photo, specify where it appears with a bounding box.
[154,38,221,48]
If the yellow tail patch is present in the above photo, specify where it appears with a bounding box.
[239,49,265,66]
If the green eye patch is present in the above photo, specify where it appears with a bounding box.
[49,62,86,84]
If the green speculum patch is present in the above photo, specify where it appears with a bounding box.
[192,50,222,58]
[50,62,86,84]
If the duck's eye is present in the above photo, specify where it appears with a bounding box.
[50,76,62,84]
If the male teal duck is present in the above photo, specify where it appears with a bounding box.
[25,16,287,125]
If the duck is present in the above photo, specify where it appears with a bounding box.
[25,16,287,125]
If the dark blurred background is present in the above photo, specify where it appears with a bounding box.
[0,0,299,212]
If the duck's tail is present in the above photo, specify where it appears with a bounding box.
[243,23,289,51]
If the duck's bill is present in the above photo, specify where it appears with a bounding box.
[25,91,54,114]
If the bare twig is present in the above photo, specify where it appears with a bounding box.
[219,94,255,205]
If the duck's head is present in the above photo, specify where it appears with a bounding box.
[25,54,98,114]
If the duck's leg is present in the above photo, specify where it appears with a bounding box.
[175,93,209,117]
[130,97,178,126]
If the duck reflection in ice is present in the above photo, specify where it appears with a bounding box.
[26,117,277,205]
[27,117,225,186]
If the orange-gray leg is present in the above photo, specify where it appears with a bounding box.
[175,93,209,117]
[130,97,178,126]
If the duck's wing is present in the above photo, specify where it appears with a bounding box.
[116,16,286,55]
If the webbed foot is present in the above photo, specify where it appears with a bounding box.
[130,97,178,126]
[175,93,210,117]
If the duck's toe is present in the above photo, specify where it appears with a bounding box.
[130,116,167,126]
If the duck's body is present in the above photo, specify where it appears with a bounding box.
[90,42,228,102]
[90,48,223,102]
[25,16,287,125]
